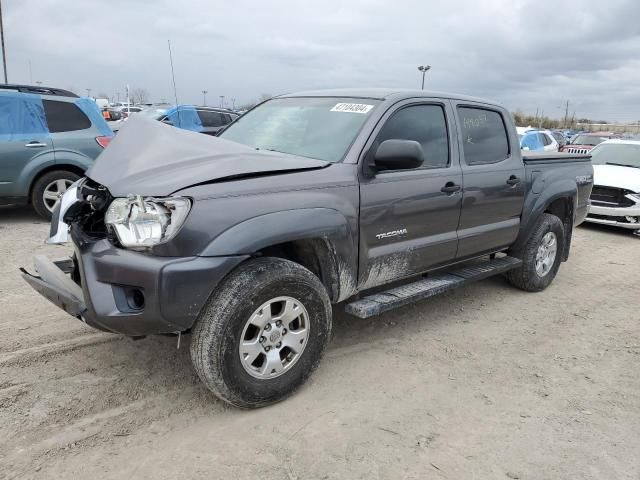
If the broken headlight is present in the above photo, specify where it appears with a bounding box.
[105,196,191,249]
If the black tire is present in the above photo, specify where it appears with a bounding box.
[506,213,565,292]
[31,170,80,219]
[190,257,332,408]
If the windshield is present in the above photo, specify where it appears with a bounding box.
[591,143,640,168]
[219,97,380,162]
[572,134,607,146]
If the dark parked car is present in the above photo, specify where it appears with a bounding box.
[0,84,113,218]
[23,89,593,408]
[137,105,238,135]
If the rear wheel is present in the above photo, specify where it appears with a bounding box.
[190,257,332,408]
[506,213,565,292]
[31,170,80,219]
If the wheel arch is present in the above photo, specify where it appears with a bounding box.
[514,185,576,261]
[27,164,86,203]
[201,208,358,302]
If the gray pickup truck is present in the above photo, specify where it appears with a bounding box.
[22,89,594,408]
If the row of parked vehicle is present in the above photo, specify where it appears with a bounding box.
[516,126,624,154]
[103,102,240,136]
[0,84,243,217]
[1,83,639,238]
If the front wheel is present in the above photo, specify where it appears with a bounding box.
[506,213,565,292]
[190,257,332,408]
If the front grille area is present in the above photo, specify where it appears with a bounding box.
[564,147,590,154]
[590,185,635,208]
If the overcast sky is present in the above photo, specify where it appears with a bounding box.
[3,0,640,121]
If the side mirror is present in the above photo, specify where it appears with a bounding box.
[374,139,424,170]
[161,118,174,126]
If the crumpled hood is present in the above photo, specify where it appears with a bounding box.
[87,115,329,197]
[593,164,640,192]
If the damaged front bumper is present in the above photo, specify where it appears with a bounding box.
[23,219,248,337]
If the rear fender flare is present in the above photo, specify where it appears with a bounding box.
[513,179,577,255]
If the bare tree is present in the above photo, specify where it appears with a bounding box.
[131,87,150,105]
[97,92,109,99]
[238,93,273,111]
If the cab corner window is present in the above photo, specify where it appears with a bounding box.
[376,104,449,169]
[457,107,509,165]
[43,100,91,133]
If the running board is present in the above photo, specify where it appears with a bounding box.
[345,256,522,319]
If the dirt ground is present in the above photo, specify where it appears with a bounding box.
[1,205,639,480]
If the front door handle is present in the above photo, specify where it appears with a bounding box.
[441,182,461,194]
[506,175,521,186]
[25,141,47,148]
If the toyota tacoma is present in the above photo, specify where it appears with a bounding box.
[22,89,594,408]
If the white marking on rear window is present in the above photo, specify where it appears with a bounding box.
[330,103,374,114]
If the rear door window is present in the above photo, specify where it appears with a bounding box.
[540,133,552,146]
[375,104,449,169]
[43,100,91,132]
[197,110,226,127]
[457,107,509,165]
[0,94,48,138]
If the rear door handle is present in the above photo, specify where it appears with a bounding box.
[506,175,521,186]
[441,182,461,194]
[25,141,48,148]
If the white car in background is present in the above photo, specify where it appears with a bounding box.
[586,139,640,236]
[516,127,559,152]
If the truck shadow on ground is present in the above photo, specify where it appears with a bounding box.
[65,276,510,410]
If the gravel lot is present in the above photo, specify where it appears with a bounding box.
[1,205,639,480]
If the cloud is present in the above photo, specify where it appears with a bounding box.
[3,0,639,120]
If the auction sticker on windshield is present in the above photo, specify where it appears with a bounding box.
[330,103,374,114]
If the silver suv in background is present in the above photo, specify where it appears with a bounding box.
[0,84,113,218]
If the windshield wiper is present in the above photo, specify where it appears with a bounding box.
[605,162,640,169]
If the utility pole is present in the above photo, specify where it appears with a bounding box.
[563,100,570,128]
[219,95,225,108]
[417,65,431,90]
[202,90,208,106]
[0,0,8,83]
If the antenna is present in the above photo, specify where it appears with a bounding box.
[167,39,182,127]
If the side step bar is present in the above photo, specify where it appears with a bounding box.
[345,256,522,319]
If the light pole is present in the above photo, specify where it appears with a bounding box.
[202,90,208,106]
[86,88,92,97]
[0,0,8,83]
[231,98,236,110]
[219,95,224,108]
[417,65,431,90]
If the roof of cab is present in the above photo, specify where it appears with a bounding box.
[276,88,502,106]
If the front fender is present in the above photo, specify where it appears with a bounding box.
[201,208,358,302]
